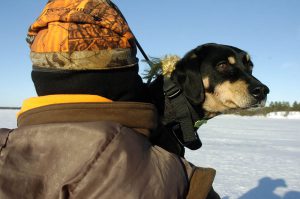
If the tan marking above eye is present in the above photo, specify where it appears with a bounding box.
[189,53,198,59]
[202,77,210,89]
[246,54,251,62]
[228,56,236,65]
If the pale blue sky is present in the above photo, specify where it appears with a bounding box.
[0,0,299,107]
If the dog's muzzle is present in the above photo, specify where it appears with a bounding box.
[251,84,270,105]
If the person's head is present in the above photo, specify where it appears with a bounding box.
[27,0,147,102]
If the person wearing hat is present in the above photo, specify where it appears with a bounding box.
[0,0,219,198]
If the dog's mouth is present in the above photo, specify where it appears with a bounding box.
[248,97,267,109]
[220,97,267,116]
[223,96,267,111]
[233,97,268,112]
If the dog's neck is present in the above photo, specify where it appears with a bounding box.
[149,75,213,122]
[203,111,221,120]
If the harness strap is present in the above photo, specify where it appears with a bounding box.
[163,78,202,150]
[108,1,151,62]
[108,1,155,84]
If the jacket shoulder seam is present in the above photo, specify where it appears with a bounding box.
[70,125,122,192]
[0,128,14,154]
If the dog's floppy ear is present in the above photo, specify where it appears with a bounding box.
[170,45,209,106]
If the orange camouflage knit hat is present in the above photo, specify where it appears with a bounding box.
[27,0,138,71]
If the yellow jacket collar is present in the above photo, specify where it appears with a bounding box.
[18,94,112,117]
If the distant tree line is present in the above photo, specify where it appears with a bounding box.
[0,107,20,110]
[229,101,300,116]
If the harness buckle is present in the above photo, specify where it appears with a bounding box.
[165,88,182,99]
[170,123,202,150]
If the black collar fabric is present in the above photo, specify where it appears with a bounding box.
[31,65,149,103]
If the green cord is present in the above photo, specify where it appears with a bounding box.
[194,120,208,129]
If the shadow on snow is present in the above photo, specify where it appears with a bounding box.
[222,177,300,199]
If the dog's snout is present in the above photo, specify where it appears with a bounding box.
[251,85,269,100]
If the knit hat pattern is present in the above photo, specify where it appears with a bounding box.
[27,0,138,71]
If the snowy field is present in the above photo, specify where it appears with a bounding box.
[1,110,300,199]
[186,115,300,199]
[0,109,19,129]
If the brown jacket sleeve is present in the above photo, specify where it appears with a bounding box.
[187,167,218,199]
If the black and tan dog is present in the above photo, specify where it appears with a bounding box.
[148,43,269,156]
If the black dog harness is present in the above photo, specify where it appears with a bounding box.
[163,78,206,150]
[109,2,205,150]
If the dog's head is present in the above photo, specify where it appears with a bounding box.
[170,43,269,117]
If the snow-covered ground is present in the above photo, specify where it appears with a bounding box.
[1,110,300,199]
[0,109,19,129]
[186,115,300,199]
[266,111,300,120]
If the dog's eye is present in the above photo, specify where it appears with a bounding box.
[216,61,237,76]
[243,54,253,73]
[216,61,232,72]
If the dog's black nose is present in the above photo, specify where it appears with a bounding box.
[251,85,270,100]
